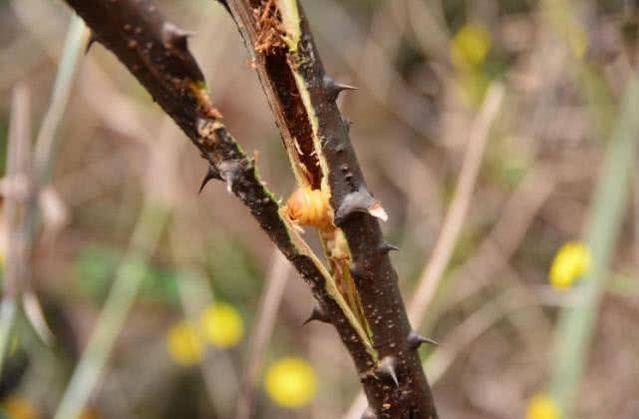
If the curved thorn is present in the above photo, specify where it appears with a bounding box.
[198,166,221,193]
[378,242,399,254]
[303,305,331,326]
[85,32,98,54]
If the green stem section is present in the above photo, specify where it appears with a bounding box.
[34,15,87,183]
[54,203,169,419]
[549,76,639,417]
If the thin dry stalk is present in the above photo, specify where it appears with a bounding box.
[236,249,290,419]
[408,83,504,327]
[0,83,31,375]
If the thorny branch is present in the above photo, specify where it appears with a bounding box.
[222,0,437,417]
[63,0,438,417]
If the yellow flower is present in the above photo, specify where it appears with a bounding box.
[200,303,244,348]
[166,321,203,366]
[1,395,38,419]
[526,393,560,419]
[549,242,591,290]
[451,24,491,70]
[265,357,317,408]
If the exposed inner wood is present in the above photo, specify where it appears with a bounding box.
[254,0,321,189]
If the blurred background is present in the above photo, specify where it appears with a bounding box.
[0,0,638,418]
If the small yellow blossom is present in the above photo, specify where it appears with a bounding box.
[1,395,38,419]
[549,242,591,290]
[265,357,317,408]
[526,393,560,419]
[451,24,491,70]
[200,303,244,348]
[166,321,203,366]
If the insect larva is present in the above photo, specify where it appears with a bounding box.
[284,187,333,230]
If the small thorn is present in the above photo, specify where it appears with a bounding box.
[378,242,399,254]
[198,166,221,193]
[335,188,388,224]
[406,330,439,350]
[376,356,399,387]
[302,305,331,326]
[323,75,358,101]
[361,407,378,419]
[85,32,98,54]
[161,22,195,49]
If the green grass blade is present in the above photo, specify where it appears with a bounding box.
[549,76,639,417]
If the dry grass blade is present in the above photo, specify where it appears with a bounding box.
[408,83,504,328]
[235,249,290,419]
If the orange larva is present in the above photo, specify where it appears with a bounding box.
[285,188,333,230]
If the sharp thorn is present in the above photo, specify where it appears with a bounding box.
[323,75,358,101]
[303,305,331,326]
[198,166,221,193]
[406,330,439,350]
[85,32,98,54]
[378,242,399,254]
[377,356,399,387]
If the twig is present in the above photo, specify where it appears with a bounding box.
[408,83,504,327]
[236,249,290,419]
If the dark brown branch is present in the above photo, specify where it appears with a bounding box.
[222,1,438,417]
[62,0,375,395]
